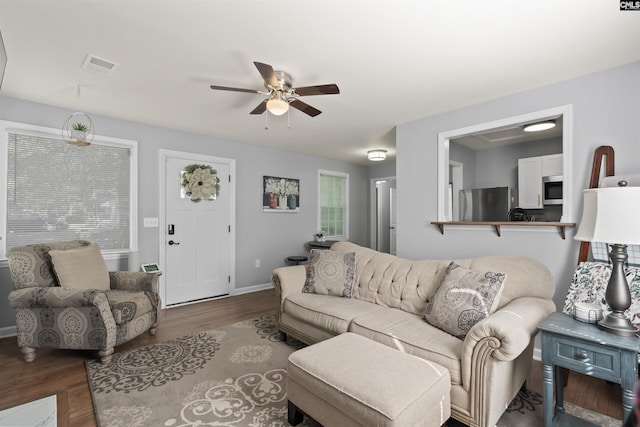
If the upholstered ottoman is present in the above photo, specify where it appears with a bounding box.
[287,332,451,427]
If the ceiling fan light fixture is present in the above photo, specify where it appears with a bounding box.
[523,120,556,132]
[266,97,289,116]
[367,149,387,161]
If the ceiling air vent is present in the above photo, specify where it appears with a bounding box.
[81,54,119,75]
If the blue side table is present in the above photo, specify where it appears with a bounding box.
[538,312,639,426]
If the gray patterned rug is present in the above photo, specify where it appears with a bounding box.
[86,314,621,427]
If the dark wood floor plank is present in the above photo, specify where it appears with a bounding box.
[0,289,625,424]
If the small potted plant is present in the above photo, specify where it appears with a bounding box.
[314,231,326,242]
[71,122,89,141]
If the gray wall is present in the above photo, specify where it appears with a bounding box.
[451,138,562,191]
[450,141,477,189]
[475,137,562,189]
[396,61,640,311]
[0,95,370,329]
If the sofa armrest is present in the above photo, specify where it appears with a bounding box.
[460,297,556,387]
[272,265,307,310]
[109,271,158,293]
[8,286,110,309]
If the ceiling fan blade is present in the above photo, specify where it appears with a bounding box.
[210,84,261,94]
[254,62,279,88]
[290,99,322,117]
[293,84,340,96]
[250,100,268,115]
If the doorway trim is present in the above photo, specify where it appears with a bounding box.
[437,104,573,222]
[369,175,396,251]
[449,161,463,222]
[158,149,236,309]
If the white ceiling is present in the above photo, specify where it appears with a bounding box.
[0,1,638,165]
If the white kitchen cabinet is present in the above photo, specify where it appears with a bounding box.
[518,157,543,208]
[518,154,563,208]
[541,154,563,177]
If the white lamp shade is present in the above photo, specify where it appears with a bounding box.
[574,187,640,245]
[266,98,289,115]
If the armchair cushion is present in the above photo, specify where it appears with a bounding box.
[49,244,110,291]
[424,261,506,339]
[562,261,640,327]
[105,290,155,325]
[8,240,91,289]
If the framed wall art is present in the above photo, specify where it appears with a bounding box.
[263,175,300,212]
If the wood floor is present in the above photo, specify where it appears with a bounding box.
[0,288,624,426]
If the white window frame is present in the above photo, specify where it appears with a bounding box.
[317,169,349,240]
[0,120,138,262]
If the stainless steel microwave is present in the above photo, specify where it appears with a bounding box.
[542,175,563,205]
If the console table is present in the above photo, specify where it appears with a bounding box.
[307,240,338,249]
[538,312,639,426]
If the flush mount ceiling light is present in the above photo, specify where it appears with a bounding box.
[266,95,289,116]
[523,120,556,132]
[367,149,387,161]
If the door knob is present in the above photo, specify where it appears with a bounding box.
[168,240,180,246]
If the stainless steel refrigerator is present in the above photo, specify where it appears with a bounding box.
[459,187,513,221]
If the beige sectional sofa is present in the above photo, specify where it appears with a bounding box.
[273,242,556,427]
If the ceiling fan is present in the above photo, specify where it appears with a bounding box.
[209,62,340,117]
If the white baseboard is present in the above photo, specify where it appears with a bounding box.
[0,325,16,339]
[231,282,273,296]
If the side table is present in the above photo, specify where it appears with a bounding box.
[538,312,639,426]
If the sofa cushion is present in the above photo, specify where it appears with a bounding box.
[424,262,506,339]
[49,244,110,291]
[303,249,356,298]
[330,241,450,315]
[349,308,463,385]
[285,293,385,335]
[105,290,154,325]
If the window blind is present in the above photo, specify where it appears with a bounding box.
[6,132,130,250]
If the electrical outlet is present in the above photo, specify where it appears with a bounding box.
[255,259,260,268]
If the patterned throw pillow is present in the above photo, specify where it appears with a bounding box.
[424,261,506,339]
[563,261,640,327]
[303,249,356,298]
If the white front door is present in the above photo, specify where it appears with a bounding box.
[161,151,234,306]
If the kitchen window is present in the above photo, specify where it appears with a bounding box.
[0,121,137,260]
[318,170,349,239]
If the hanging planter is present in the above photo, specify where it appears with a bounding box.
[181,164,220,202]
[62,112,94,147]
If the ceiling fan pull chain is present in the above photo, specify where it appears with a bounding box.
[264,110,269,130]
[287,107,291,129]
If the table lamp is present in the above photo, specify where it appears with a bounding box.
[574,185,640,336]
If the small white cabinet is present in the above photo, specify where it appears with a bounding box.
[518,154,563,208]
[541,154,563,177]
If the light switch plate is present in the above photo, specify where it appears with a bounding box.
[143,217,159,228]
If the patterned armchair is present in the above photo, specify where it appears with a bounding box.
[7,240,160,364]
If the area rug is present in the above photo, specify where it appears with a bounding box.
[86,314,621,427]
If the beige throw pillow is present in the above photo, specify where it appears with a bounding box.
[303,249,356,298]
[424,261,506,339]
[49,244,110,291]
